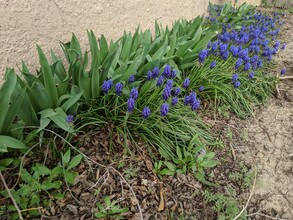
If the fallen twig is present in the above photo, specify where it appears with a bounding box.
[280,76,293,79]
[0,171,24,220]
[247,212,288,220]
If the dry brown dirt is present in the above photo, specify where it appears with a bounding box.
[231,9,293,220]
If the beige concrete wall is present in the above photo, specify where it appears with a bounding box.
[0,0,260,84]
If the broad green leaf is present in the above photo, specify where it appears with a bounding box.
[99,34,109,62]
[104,196,111,207]
[28,81,53,112]
[50,166,63,178]
[63,149,71,166]
[64,170,76,185]
[160,168,175,176]
[21,61,41,86]
[1,87,26,135]
[67,154,82,170]
[201,160,218,168]
[0,69,17,133]
[120,33,132,62]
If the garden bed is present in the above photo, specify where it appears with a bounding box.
[0,3,292,220]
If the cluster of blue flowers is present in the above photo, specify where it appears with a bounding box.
[99,65,202,120]
[200,10,287,88]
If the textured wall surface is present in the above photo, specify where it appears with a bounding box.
[0,0,261,83]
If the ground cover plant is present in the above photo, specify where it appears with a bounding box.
[0,2,289,219]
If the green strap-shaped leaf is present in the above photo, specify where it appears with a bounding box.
[0,135,27,152]
[0,69,17,133]
[88,31,100,98]
[99,35,109,63]
[61,86,83,112]
[37,45,58,107]
[21,61,41,86]
[120,33,133,62]
[2,88,26,135]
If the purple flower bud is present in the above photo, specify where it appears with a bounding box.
[142,107,151,119]
[182,78,190,89]
[235,58,243,69]
[199,50,209,63]
[146,71,153,80]
[189,92,197,104]
[152,66,160,78]
[222,51,230,61]
[162,86,172,101]
[166,80,173,88]
[184,95,191,105]
[157,76,165,87]
[210,61,216,69]
[191,98,200,111]
[249,72,255,79]
[171,97,178,105]
[281,43,286,50]
[66,115,74,124]
[232,73,239,81]
[130,87,139,100]
[280,67,286,75]
[170,69,177,78]
[127,98,135,113]
[244,62,251,71]
[115,82,123,96]
[174,87,181,96]
[199,86,204,92]
[102,80,113,94]
[163,65,172,78]
[234,81,241,88]
[128,75,135,84]
[160,103,169,117]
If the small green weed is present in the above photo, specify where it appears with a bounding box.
[95,196,128,219]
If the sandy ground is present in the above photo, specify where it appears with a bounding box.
[233,10,293,219]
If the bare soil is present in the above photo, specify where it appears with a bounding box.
[231,9,293,220]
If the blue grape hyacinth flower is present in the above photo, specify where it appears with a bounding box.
[280,67,286,75]
[174,87,181,96]
[162,86,172,101]
[127,98,135,113]
[232,73,239,81]
[163,64,172,78]
[130,87,139,100]
[102,80,113,94]
[66,115,74,124]
[128,75,135,84]
[199,86,204,92]
[146,71,153,80]
[142,107,151,119]
[210,61,216,69]
[157,76,165,87]
[160,103,169,116]
[171,97,178,105]
[234,81,241,88]
[182,78,190,89]
[152,66,160,78]
[115,82,123,96]
[249,72,255,79]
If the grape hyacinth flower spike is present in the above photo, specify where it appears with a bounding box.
[115,82,123,96]
[182,78,190,89]
[142,107,151,119]
[127,98,135,113]
[280,67,286,75]
[102,79,113,94]
[160,103,169,116]
[128,75,135,84]
[66,115,74,124]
